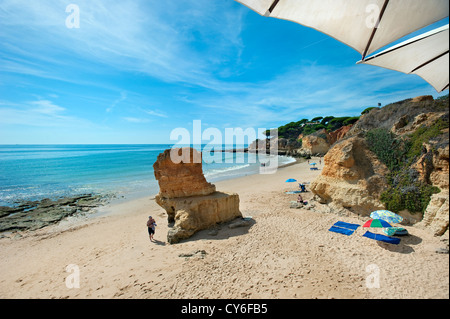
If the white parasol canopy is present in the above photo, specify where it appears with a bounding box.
[235,0,449,58]
[359,24,449,93]
[235,0,449,91]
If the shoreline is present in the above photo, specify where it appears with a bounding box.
[0,158,448,299]
[0,154,301,235]
[95,155,304,217]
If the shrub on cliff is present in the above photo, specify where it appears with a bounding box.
[406,117,448,160]
[361,106,378,115]
[380,169,440,214]
[365,125,444,214]
[365,128,408,171]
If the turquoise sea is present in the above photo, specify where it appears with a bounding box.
[0,144,295,206]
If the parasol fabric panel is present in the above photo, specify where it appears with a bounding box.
[236,0,275,15]
[235,0,449,57]
[360,25,449,92]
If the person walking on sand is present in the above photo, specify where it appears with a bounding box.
[147,216,157,242]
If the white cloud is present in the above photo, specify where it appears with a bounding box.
[29,100,65,115]
[122,117,150,123]
[106,91,127,113]
[0,0,246,88]
[0,99,95,128]
[145,109,168,118]
[179,62,436,129]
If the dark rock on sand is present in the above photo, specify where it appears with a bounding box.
[0,194,108,233]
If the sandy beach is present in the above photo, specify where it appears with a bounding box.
[0,157,448,299]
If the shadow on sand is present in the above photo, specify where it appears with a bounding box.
[151,239,166,246]
[178,217,257,244]
[376,234,422,254]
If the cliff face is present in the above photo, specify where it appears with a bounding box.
[347,96,445,136]
[300,130,330,156]
[310,136,389,215]
[327,125,353,145]
[249,125,352,157]
[415,137,449,236]
[311,95,449,236]
[248,137,301,156]
[291,126,353,157]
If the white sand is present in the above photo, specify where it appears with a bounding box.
[0,157,448,299]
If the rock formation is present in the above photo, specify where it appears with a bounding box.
[310,136,389,215]
[411,95,434,103]
[153,148,216,198]
[153,148,242,244]
[311,94,449,236]
[347,95,439,136]
[295,126,353,157]
[0,194,106,233]
[412,142,449,188]
[327,125,353,145]
[248,137,300,156]
[300,129,330,156]
[414,136,449,237]
[156,192,241,243]
[417,192,449,237]
[248,125,352,158]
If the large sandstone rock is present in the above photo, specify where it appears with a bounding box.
[310,136,389,215]
[156,192,241,244]
[430,143,449,190]
[153,148,216,198]
[301,130,330,156]
[153,148,242,244]
[327,125,352,146]
[417,191,449,237]
[298,126,352,157]
[412,142,449,189]
[411,95,434,103]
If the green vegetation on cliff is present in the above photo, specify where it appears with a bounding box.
[364,95,449,214]
[272,114,361,140]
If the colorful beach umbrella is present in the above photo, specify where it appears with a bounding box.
[285,178,297,182]
[370,210,403,224]
[363,219,392,228]
[383,227,409,236]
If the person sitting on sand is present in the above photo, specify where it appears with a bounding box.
[147,216,157,242]
[297,194,305,205]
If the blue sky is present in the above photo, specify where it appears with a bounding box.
[0,0,448,144]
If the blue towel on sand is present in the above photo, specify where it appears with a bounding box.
[363,231,401,245]
[333,221,360,231]
[328,221,360,236]
[329,226,355,236]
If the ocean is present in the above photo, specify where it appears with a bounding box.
[0,144,295,206]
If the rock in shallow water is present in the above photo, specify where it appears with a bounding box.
[0,194,107,233]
